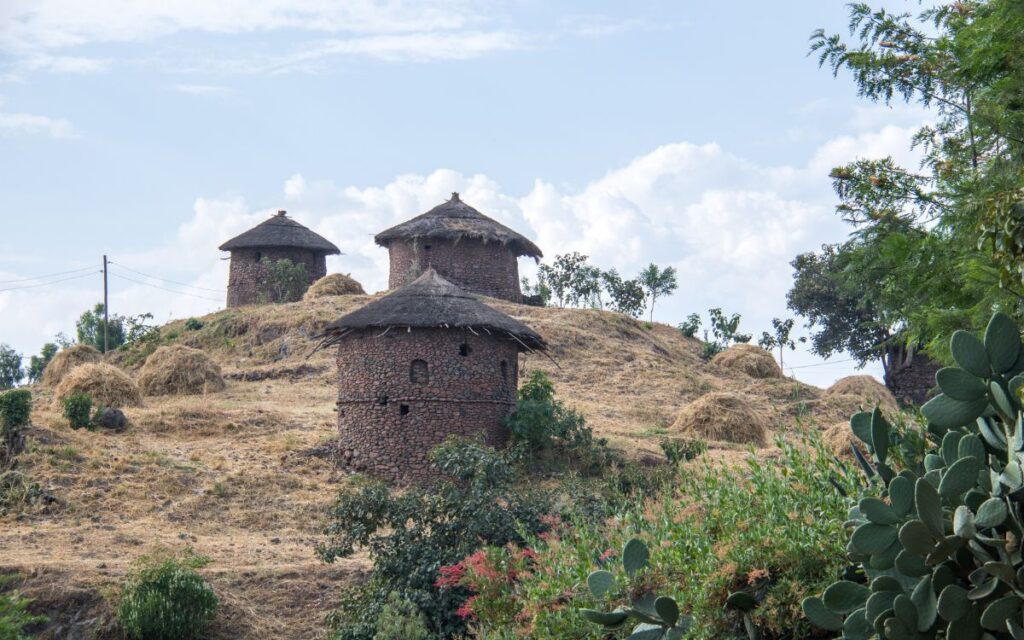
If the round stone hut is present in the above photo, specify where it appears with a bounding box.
[219,210,341,307]
[374,192,542,302]
[321,268,547,482]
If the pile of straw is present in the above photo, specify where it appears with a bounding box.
[670,392,768,445]
[137,345,226,396]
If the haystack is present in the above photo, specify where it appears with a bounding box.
[54,363,142,408]
[825,375,898,412]
[41,344,102,386]
[137,345,226,396]
[822,421,868,461]
[711,344,782,379]
[304,273,366,300]
[670,392,768,445]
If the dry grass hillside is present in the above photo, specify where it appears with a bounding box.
[1,294,888,639]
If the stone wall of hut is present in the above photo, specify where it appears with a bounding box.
[387,239,522,302]
[226,247,328,307]
[335,327,520,482]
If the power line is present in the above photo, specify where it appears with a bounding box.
[786,358,858,370]
[0,270,99,292]
[108,272,223,302]
[108,261,223,293]
[0,265,97,284]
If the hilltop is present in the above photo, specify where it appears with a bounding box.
[1,294,877,639]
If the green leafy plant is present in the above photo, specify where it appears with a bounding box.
[0,574,46,640]
[602,269,646,318]
[659,437,706,464]
[183,318,203,331]
[0,390,31,431]
[371,592,432,640]
[638,263,678,323]
[757,317,803,370]
[678,313,701,338]
[318,439,554,639]
[803,312,1024,638]
[61,394,92,430]
[117,552,218,640]
[260,257,308,303]
[503,370,616,473]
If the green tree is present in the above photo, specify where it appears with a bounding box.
[537,252,593,308]
[795,0,1024,370]
[600,269,645,318]
[0,346,22,390]
[637,263,678,323]
[76,303,127,352]
[26,343,58,383]
[757,317,801,370]
[260,257,308,303]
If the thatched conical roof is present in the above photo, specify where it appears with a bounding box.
[219,211,340,254]
[323,268,546,351]
[374,193,542,258]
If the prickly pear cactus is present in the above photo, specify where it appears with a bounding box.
[803,312,1024,639]
[580,538,693,639]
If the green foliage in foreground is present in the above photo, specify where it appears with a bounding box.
[804,312,1024,639]
[0,574,45,640]
[461,434,859,639]
[0,390,31,431]
[117,552,218,640]
[319,440,554,640]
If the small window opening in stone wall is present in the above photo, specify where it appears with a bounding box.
[378,393,389,406]
[500,360,508,380]
[459,343,472,357]
[254,251,262,262]
[410,359,429,383]
[400,404,410,416]
[424,244,432,251]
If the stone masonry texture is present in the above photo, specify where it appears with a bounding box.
[226,247,328,307]
[387,239,522,302]
[335,327,520,483]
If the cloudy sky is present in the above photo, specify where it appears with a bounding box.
[0,0,931,387]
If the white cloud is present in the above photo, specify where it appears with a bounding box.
[173,83,232,96]
[3,123,923,386]
[22,54,108,73]
[0,109,76,138]
[0,0,480,52]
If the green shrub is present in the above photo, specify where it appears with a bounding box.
[0,471,42,515]
[260,258,308,303]
[504,370,617,474]
[183,318,203,331]
[319,439,554,639]
[803,312,1024,639]
[678,313,701,338]
[0,389,31,430]
[658,437,706,464]
[117,552,218,640]
[465,432,859,639]
[61,394,92,430]
[372,593,432,640]
[0,574,46,640]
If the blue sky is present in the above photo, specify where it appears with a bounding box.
[0,1,933,386]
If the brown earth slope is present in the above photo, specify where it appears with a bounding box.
[1,295,876,639]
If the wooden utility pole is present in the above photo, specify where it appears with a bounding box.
[102,255,109,353]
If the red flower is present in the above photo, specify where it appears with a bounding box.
[521,547,538,560]
[456,595,478,620]
[435,562,466,588]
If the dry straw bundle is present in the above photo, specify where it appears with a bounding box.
[41,344,102,386]
[822,421,868,461]
[137,345,226,396]
[671,391,768,445]
[54,363,142,408]
[825,375,898,412]
[711,344,782,379]
[303,273,366,300]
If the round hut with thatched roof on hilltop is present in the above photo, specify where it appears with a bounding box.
[219,210,340,307]
[375,192,542,302]
[320,268,547,482]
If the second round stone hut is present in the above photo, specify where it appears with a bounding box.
[321,268,547,482]
[374,192,543,302]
